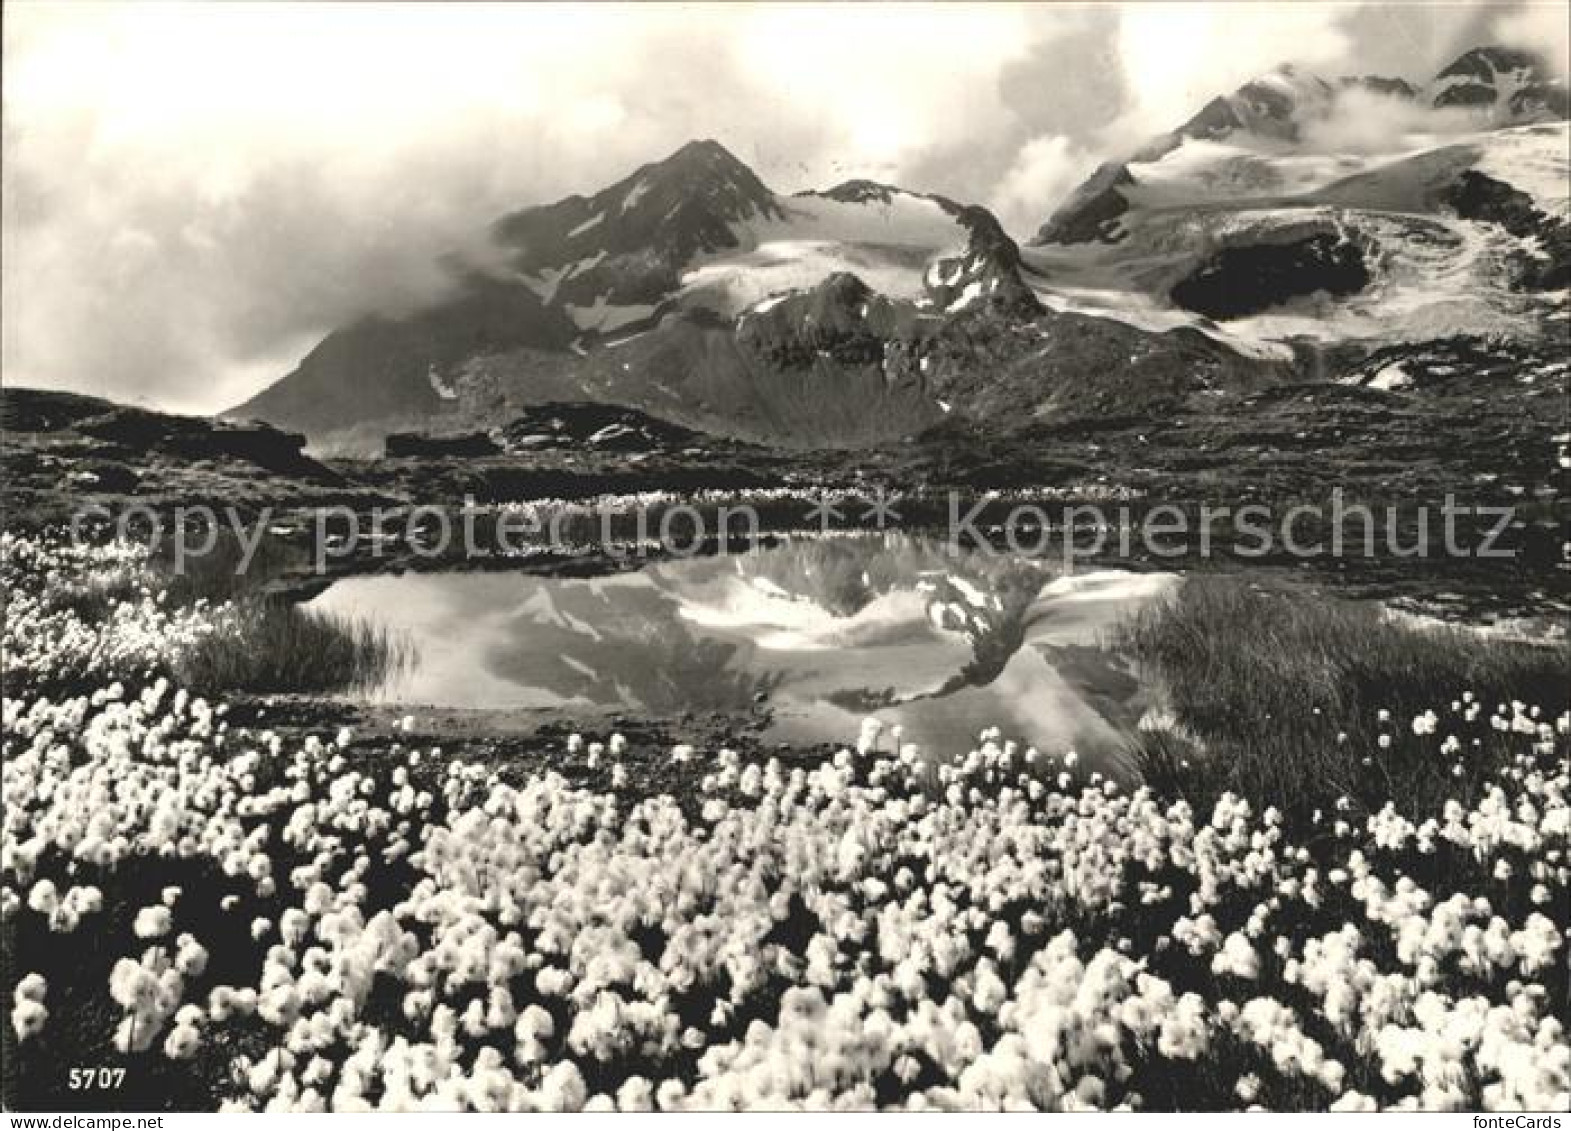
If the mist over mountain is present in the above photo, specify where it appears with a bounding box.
[5,2,1565,413]
[227,139,1044,449]
[216,40,1568,455]
[1037,47,1568,245]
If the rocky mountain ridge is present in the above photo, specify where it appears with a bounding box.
[230,138,1044,450]
[228,44,1568,456]
[1036,45,1569,246]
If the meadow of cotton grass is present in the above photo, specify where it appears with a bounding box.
[1,531,407,700]
[2,533,1567,1111]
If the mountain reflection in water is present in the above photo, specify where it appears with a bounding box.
[306,535,1178,766]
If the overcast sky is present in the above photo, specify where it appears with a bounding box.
[4,1,1567,413]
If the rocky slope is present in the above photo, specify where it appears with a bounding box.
[228,275,578,447]
[1,388,364,526]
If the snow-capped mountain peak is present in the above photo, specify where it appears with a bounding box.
[1429,45,1570,122]
[1021,43,1568,366]
[1172,64,1337,145]
[628,138,779,220]
[490,137,784,311]
[1037,45,1568,248]
[230,136,1036,447]
[923,207,1042,317]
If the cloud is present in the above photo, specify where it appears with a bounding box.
[997,6,1129,139]
[2,4,750,411]
[990,1,1568,245]
[1493,1,1571,77]
[1111,3,1353,142]
[2,2,1046,411]
[988,136,1097,238]
[989,3,1365,242]
[1298,87,1479,154]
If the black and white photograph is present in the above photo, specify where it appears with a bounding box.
[2,0,1568,1116]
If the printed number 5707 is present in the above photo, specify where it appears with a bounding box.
[69,1067,126,1090]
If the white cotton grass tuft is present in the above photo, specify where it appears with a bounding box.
[10,973,49,1042]
[134,905,173,939]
